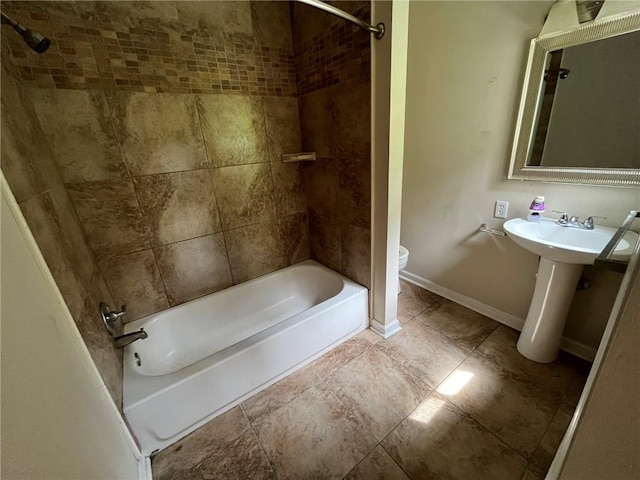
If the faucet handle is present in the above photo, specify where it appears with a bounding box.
[108,305,126,321]
[552,210,569,224]
[584,215,607,229]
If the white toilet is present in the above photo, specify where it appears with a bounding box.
[398,245,409,294]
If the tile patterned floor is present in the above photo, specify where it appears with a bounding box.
[152,280,590,480]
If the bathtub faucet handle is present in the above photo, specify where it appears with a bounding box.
[99,302,127,336]
[107,304,127,323]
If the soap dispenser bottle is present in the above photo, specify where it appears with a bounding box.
[527,196,545,223]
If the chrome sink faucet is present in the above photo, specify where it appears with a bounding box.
[552,210,606,229]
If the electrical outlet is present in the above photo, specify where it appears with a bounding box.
[494,200,509,219]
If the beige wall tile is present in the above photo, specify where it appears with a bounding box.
[308,210,341,272]
[263,96,302,162]
[302,158,338,218]
[76,1,179,27]
[176,1,253,40]
[331,80,371,159]
[18,186,123,407]
[66,179,150,259]
[77,282,124,409]
[19,186,101,297]
[30,89,127,183]
[251,1,293,51]
[341,223,371,287]
[271,162,306,217]
[1,67,61,202]
[133,169,221,247]
[279,213,311,266]
[107,92,207,175]
[212,163,276,230]
[100,249,169,322]
[291,2,333,46]
[299,89,332,158]
[198,95,269,167]
[337,157,371,229]
[155,234,233,305]
[225,221,286,283]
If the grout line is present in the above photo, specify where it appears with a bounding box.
[240,404,281,480]
[378,442,416,480]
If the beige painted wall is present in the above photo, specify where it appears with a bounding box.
[401,1,640,351]
[1,176,140,479]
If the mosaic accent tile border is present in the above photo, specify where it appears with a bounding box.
[295,3,371,96]
[3,1,297,96]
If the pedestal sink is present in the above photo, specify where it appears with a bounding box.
[503,218,638,363]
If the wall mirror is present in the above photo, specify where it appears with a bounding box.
[508,5,640,187]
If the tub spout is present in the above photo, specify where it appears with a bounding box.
[114,328,148,349]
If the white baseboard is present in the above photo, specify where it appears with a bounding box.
[370,318,402,339]
[400,271,596,362]
[138,456,153,480]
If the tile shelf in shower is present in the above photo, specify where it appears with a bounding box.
[281,152,317,163]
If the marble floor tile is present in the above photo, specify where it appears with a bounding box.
[355,328,382,345]
[242,364,319,424]
[415,299,499,353]
[477,326,590,404]
[344,445,409,480]
[308,334,373,379]
[375,320,468,388]
[530,403,574,474]
[397,280,442,318]
[326,348,431,441]
[152,406,253,479]
[440,352,559,458]
[396,305,415,325]
[253,383,377,480]
[382,393,528,480]
[521,468,545,480]
[175,429,276,480]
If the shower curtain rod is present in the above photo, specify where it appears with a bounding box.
[297,0,385,39]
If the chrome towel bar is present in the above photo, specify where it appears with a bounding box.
[595,210,640,273]
[479,223,506,237]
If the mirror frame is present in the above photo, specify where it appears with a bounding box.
[508,10,640,187]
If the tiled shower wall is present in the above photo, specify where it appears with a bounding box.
[1,1,310,409]
[293,2,372,287]
[2,1,371,413]
[0,40,123,407]
[3,1,310,325]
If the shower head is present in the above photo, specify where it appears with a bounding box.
[1,11,51,54]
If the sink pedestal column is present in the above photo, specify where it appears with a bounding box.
[517,257,583,363]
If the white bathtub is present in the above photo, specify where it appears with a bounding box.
[122,260,368,456]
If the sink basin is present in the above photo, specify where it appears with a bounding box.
[503,218,637,265]
[503,217,638,363]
